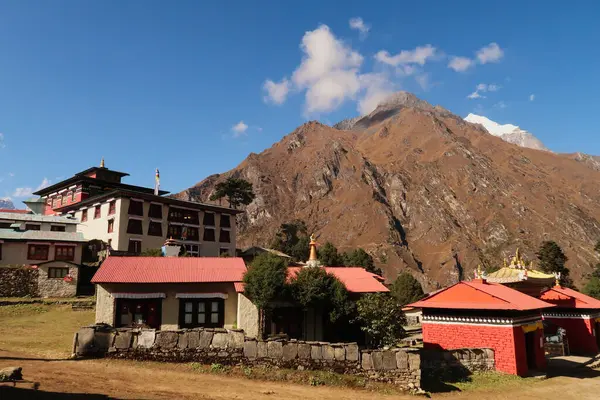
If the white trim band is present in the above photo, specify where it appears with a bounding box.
[176,293,228,299]
[112,293,166,299]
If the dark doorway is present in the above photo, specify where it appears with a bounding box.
[115,298,162,329]
[76,265,99,296]
[596,323,600,350]
[524,331,537,370]
[267,307,305,339]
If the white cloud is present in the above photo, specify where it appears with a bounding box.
[357,73,395,115]
[232,121,249,138]
[349,17,370,38]
[467,83,500,99]
[494,101,507,109]
[448,56,474,72]
[375,45,437,67]
[529,94,535,101]
[36,178,50,191]
[263,78,291,105]
[12,187,33,197]
[415,74,431,91]
[0,133,4,149]
[467,91,485,99]
[476,42,504,64]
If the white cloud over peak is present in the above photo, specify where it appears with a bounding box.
[375,44,437,67]
[349,17,370,38]
[467,83,500,99]
[357,73,396,115]
[476,42,504,64]
[263,78,290,104]
[448,56,474,72]
[232,121,249,137]
[529,94,535,101]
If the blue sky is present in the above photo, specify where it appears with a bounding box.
[1,1,599,207]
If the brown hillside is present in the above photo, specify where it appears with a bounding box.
[176,94,600,291]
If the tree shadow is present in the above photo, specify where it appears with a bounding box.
[0,387,117,399]
[546,357,600,379]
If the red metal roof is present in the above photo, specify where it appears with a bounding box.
[539,286,600,309]
[92,256,247,284]
[0,209,31,214]
[408,280,555,311]
[287,267,389,293]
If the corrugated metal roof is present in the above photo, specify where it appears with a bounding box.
[539,286,600,309]
[408,280,555,311]
[92,256,247,284]
[0,212,79,224]
[0,229,87,242]
[287,267,389,293]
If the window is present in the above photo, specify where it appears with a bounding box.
[128,239,142,254]
[108,201,116,215]
[168,224,182,239]
[168,207,199,224]
[107,219,114,233]
[148,221,162,237]
[67,192,72,203]
[185,244,199,257]
[52,197,58,208]
[116,299,161,329]
[81,209,88,222]
[179,299,224,328]
[28,244,49,260]
[0,222,11,229]
[182,226,199,241]
[48,267,69,278]
[51,225,66,232]
[203,212,215,226]
[219,229,231,243]
[55,246,75,261]
[149,204,163,219]
[62,193,68,205]
[220,214,231,228]
[25,224,41,231]
[94,205,101,219]
[126,219,143,235]
[220,248,230,257]
[128,200,144,216]
[203,228,215,242]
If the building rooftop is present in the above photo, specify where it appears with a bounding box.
[539,285,600,309]
[241,246,293,259]
[0,229,87,242]
[92,256,247,284]
[287,267,389,293]
[0,212,79,224]
[408,280,555,311]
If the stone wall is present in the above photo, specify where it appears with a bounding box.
[420,347,495,382]
[37,262,78,298]
[73,325,421,389]
[0,266,39,297]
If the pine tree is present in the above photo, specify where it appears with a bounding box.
[209,177,255,209]
[390,272,425,306]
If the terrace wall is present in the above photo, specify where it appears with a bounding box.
[0,266,39,297]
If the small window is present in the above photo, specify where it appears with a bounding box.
[94,206,101,219]
[52,197,58,208]
[203,212,215,226]
[179,299,224,328]
[148,221,162,237]
[28,244,49,260]
[67,192,73,203]
[81,209,88,222]
[107,219,114,233]
[128,200,144,216]
[168,224,182,239]
[48,267,69,279]
[108,201,116,215]
[128,239,142,254]
[183,210,199,225]
[55,246,75,261]
[203,228,215,242]
[185,244,200,257]
[220,248,230,257]
[182,226,199,241]
[25,224,41,231]
[219,229,230,243]
[126,219,143,235]
[149,204,163,219]
[220,214,231,228]
[51,225,66,232]
[62,193,68,205]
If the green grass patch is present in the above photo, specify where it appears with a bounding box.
[450,371,535,391]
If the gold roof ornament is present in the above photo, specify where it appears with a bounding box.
[503,258,508,268]
[100,157,105,168]
[308,233,318,262]
[555,272,561,288]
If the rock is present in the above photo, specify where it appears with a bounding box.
[267,341,283,358]
[298,343,311,359]
[382,351,397,370]
[114,331,133,349]
[76,327,95,353]
[230,331,245,349]
[137,330,156,349]
[185,330,200,348]
[371,351,384,370]
[311,345,322,360]
[408,352,421,370]
[345,344,359,361]
[282,343,298,361]
[212,333,230,349]
[155,331,178,349]
[334,347,345,361]
[177,332,189,349]
[322,345,334,360]
[94,331,115,351]
[0,367,22,381]
[199,331,214,349]
[396,350,409,369]
[244,340,258,359]
[257,341,268,358]
[361,352,373,370]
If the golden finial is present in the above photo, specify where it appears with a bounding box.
[308,233,318,261]
[503,258,508,268]
[515,248,521,262]
[555,272,561,287]
[476,264,483,279]
[100,157,105,168]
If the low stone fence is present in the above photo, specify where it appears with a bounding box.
[0,266,38,297]
[73,325,421,389]
[420,348,495,382]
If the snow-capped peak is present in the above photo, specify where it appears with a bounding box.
[464,113,549,151]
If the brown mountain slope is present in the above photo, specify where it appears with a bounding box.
[177,96,600,291]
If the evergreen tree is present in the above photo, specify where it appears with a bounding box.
[271,220,310,262]
[390,272,425,306]
[139,248,163,257]
[344,248,382,275]
[209,177,255,209]
[354,293,406,348]
[536,241,573,286]
[583,277,600,300]
[318,242,344,266]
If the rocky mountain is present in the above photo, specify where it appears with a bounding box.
[178,92,600,290]
[464,114,548,151]
[0,198,15,210]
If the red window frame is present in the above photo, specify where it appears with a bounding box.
[107,219,114,233]
[81,209,88,222]
[28,244,49,261]
[55,246,75,261]
[108,201,116,215]
[94,206,101,219]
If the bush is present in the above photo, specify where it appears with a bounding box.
[390,272,425,306]
[354,293,406,348]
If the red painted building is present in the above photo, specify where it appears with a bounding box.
[409,278,555,376]
[539,285,600,355]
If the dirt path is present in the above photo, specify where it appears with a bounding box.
[1,350,600,400]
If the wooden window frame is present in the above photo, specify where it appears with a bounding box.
[115,298,162,330]
[219,229,231,243]
[148,221,163,237]
[48,267,69,279]
[55,246,75,261]
[203,227,215,242]
[126,219,143,235]
[179,298,224,329]
[108,201,116,216]
[51,225,66,232]
[107,219,114,233]
[81,209,88,222]
[128,239,142,254]
[28,244,49,261]
[148,204,163,219]
[94,205,101,219]
[203,212,215,226]
[128,200,144,216]
[220,214,231,228]
[25,224,41,231]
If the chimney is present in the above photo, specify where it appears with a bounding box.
[162,237,182,257]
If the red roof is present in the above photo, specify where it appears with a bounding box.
[0,209,31,214]
[286,267,389,293]
[92,256,247,284]
[539,286,600,309]
[408,280,554,311]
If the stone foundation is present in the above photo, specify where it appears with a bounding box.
[421,347,495,382]
[0,266,39,297]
